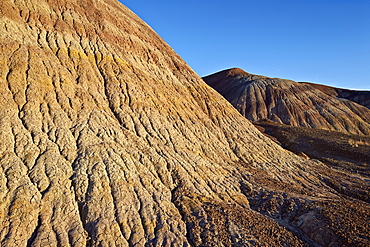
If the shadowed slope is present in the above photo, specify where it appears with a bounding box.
[255,121,370,198]
[203,68,370,135]
[0,1,369,246]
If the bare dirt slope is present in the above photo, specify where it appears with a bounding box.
[256,122,370,174]
[255,121,370,202]
[0,1,369,246]
[203,68,370,135]
[301,81,370,109]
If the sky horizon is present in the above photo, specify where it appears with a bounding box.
[121,0,370,90]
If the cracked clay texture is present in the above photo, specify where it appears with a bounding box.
[0,0,369,246]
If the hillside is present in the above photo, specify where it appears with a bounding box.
[301,82,370,109]
[203,68,370,135]
[0,1,369,246]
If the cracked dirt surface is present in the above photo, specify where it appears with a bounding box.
[0,0,369,246]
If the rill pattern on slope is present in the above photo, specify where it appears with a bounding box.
[1,1,369,246]
[203,69,370,135]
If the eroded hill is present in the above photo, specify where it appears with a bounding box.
[203,68,370,135]
[0,1,369,246]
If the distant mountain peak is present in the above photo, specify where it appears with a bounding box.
[205,68,249,78]
[225,67,249,76]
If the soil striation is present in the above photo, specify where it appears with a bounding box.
[1,1,369,246]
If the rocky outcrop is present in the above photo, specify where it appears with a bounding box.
[0,1,369,246]
[203,68,370,135]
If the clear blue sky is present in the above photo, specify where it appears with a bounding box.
[120,0,370,90]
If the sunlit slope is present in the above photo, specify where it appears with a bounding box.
[0,1,369,246]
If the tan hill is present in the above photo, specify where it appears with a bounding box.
[0,1,369,246]
[203,68,370,135]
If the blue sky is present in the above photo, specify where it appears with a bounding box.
[120,0,370,90]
